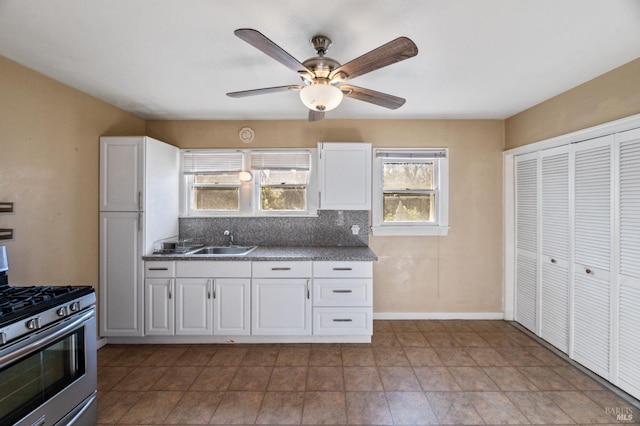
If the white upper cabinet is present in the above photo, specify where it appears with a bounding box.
[318,142,371,210]
[100,137,143,211]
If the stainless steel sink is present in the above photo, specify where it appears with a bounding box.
[187,246,257,256]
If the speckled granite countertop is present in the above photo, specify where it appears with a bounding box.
[143,246,378,262]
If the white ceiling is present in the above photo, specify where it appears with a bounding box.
[1,0,640,121]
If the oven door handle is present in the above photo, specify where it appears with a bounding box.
[0,307,95,368]
[66,392,97,426]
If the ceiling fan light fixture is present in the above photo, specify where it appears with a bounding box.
[299,83,343,112]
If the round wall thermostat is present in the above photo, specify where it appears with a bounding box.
[239,127,255,144]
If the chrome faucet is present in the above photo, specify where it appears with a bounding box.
[223,230,234,246]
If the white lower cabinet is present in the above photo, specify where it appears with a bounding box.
[252,262,312,335]
[145,278,174,335]
[312,261,373,336]
[175,279,212,335]
[213,278,250,335]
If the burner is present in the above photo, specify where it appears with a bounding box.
[0,285,94,324]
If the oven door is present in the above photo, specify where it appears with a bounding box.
[0,307,97,426]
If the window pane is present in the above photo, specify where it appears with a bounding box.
[383,162,434,190]
[260,170,309,185]
[383,193,435,222]
[193,187,239,210]
[194,173,239,184]
[261,187,306,211]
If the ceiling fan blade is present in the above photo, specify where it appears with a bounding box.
[308,109,325,122]
[226,85,302,98]
[330,37,418,82]
[340,85,406,109]
[235,29,312,76]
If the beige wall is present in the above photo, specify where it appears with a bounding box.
[505,57,640,149]
[148,119,505,314]
[0,56,145,293]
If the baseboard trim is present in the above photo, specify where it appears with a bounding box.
[97,337,108,349]
[373,312,505,320]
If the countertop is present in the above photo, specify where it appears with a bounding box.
[143,246,378,262]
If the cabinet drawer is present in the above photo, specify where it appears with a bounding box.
[313,279,372,307]
[176,261,251,278]
[145,261,175,278]
[252,261,312,278]
[313,307,372,335]
[313,261,372,278]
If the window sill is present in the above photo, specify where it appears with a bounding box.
[372,225,450,237]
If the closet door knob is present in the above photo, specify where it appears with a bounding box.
[585,268,592,275]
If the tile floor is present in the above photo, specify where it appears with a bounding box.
[97,320,639,425]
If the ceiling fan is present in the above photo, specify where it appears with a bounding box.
[226,29,418,121]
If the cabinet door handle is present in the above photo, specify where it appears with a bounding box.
[148,267,168,271]
[333,289,353,293]
[272,267,291,271]
[138,191,142,209]
[213,279,216,299]
[550,259,556,264]
[306,280,310,299]
[333,318,353,322]
[169,279,174,299]
[333,267,352,271]
[207,279,212,299]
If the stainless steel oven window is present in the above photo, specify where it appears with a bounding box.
[0,328,86,425]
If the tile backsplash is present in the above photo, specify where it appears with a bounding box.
[180,210,369,247]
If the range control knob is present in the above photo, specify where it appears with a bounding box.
[57,306,68,317]
[26,317,41,330]
[69,301,81,312]
[0,331,7,345]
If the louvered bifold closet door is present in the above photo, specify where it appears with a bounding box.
[572,135,614,379]
[616,128,640,399]
[540,146,570,353]
[515,153,538,334]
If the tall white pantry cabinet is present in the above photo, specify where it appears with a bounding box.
[514,127,640,399]
[99,136,179,337]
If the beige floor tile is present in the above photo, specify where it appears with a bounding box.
[188,366,237,391]
[413,366,462,391]
[386,391,439,425]
[451,332,490,347]
[268,366,308,391]
[163,391,223,424]
[404,347,443,366]
[276,346,310,366]
[228,366,272,391]
[151,366,202,391]
[346,391,393,425]
[209,391,264,425]
[106,346,156,366]
[256,391,305,425]
[466,347,511,366]
[518,366,576,391]
[111,366,167,391]
[371,331,402,346]
[483,366,539,391]
[207,346,248,366]
[98,366,133,391]
[396,331,430,347]
[373,346,411,366]
[507,331,541,347]
[341,346,375,366]
[139,346,188,366]
[426,391,485,425]
[433,347,477,366]
[97,345,127,366]
[378,366,421,391]
[546,390,621,424]
[343,366,384,391]
[478,331,521,347]
[373,319,394,332]
[416,321,446,333]
[467,391,530,424]
[390,320,420,332]
[496,347,545,366]
[241,345,279,366]
[116,390,183,424]
[97,390,144,424]
[505,391,574,425]
[423,331,460,347]
[302,391,347,425]
[527,346,568,366]
[309,345,343,366]
[307,366,344,391]
[439,320,475,332]
[173,345,217,366]
[552,365,604,390]
[448,366,500,391]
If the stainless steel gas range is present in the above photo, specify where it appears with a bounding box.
[0,246,97,426]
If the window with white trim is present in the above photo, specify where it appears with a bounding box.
[372,148,449,236]
[181,149,317,217]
